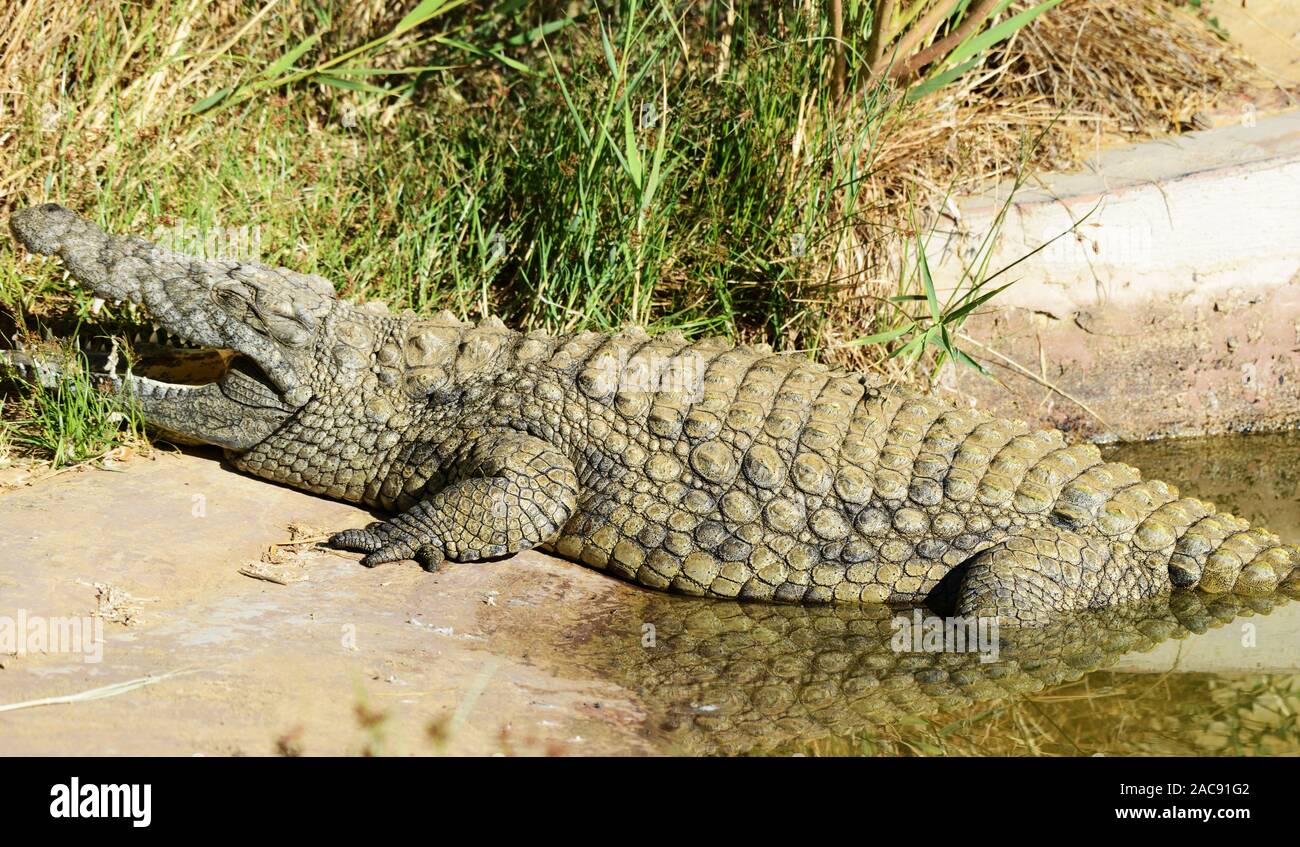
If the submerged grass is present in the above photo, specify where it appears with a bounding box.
[795,672,1300,757]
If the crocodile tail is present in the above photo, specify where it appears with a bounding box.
[1119,488,1300,598]
[1029,447,1300,599]
[1163,509,1300,597]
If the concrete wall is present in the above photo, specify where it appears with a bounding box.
[925,111,1300,441]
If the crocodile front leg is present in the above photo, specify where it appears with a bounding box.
[328,431,579,570]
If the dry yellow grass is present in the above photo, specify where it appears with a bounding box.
[821,0,1259,375]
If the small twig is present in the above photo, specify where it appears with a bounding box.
[865,0,897,69]
[238,568,290,586]
[0,671,195,713]
[267,533,334,555]
[882,0,965,79]
[955,331,1109,428]
[714,1,736,82]
[830,0,846,102]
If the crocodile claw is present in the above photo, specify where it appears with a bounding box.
[328,524,445,572]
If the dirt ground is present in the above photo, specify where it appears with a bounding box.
[1209,0,1300,87]
[0,449,659,756]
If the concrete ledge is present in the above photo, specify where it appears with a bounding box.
[927,111,1300,440]
[1112,601,1300,675]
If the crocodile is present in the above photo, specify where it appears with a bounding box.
[7,204,1300,625]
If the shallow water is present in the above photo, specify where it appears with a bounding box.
[562,432,1300,756]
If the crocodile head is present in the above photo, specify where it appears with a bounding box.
[9,204,337,448]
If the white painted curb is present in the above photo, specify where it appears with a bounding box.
[928,110,1300,313]
[923,111,1300,440]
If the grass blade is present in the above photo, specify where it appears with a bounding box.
[851,324,913,347]
[0,671,195,713]
[189,87,232,115]
[946,0,1063,68]
[394,0,464,38]
[262,33,322,79]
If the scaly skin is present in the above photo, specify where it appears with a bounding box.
[8,205,1300,624]
[576,589,1298,754]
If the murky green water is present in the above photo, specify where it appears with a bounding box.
[568,432,1300,755]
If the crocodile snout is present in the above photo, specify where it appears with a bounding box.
[9,203,78,256]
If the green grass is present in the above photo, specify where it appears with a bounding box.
[0,3,885,332]
[0,0,1069,464]
[0,344,144,468]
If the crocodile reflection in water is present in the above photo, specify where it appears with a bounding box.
[571,588,1297,754]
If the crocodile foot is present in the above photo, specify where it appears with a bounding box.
[328,523,446,572]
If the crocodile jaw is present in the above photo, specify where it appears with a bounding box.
[9,204,329,407]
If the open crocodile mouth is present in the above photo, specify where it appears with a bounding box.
[0,318,303,451]
[109,325,236,384]
[110,323,296,412]
[6,204,316,437]
[3,317,298,416]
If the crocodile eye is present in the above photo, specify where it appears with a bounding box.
[294,305,318,331]
[212,282,252,312]
[270,322,313,347]
[256,296,318,346]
